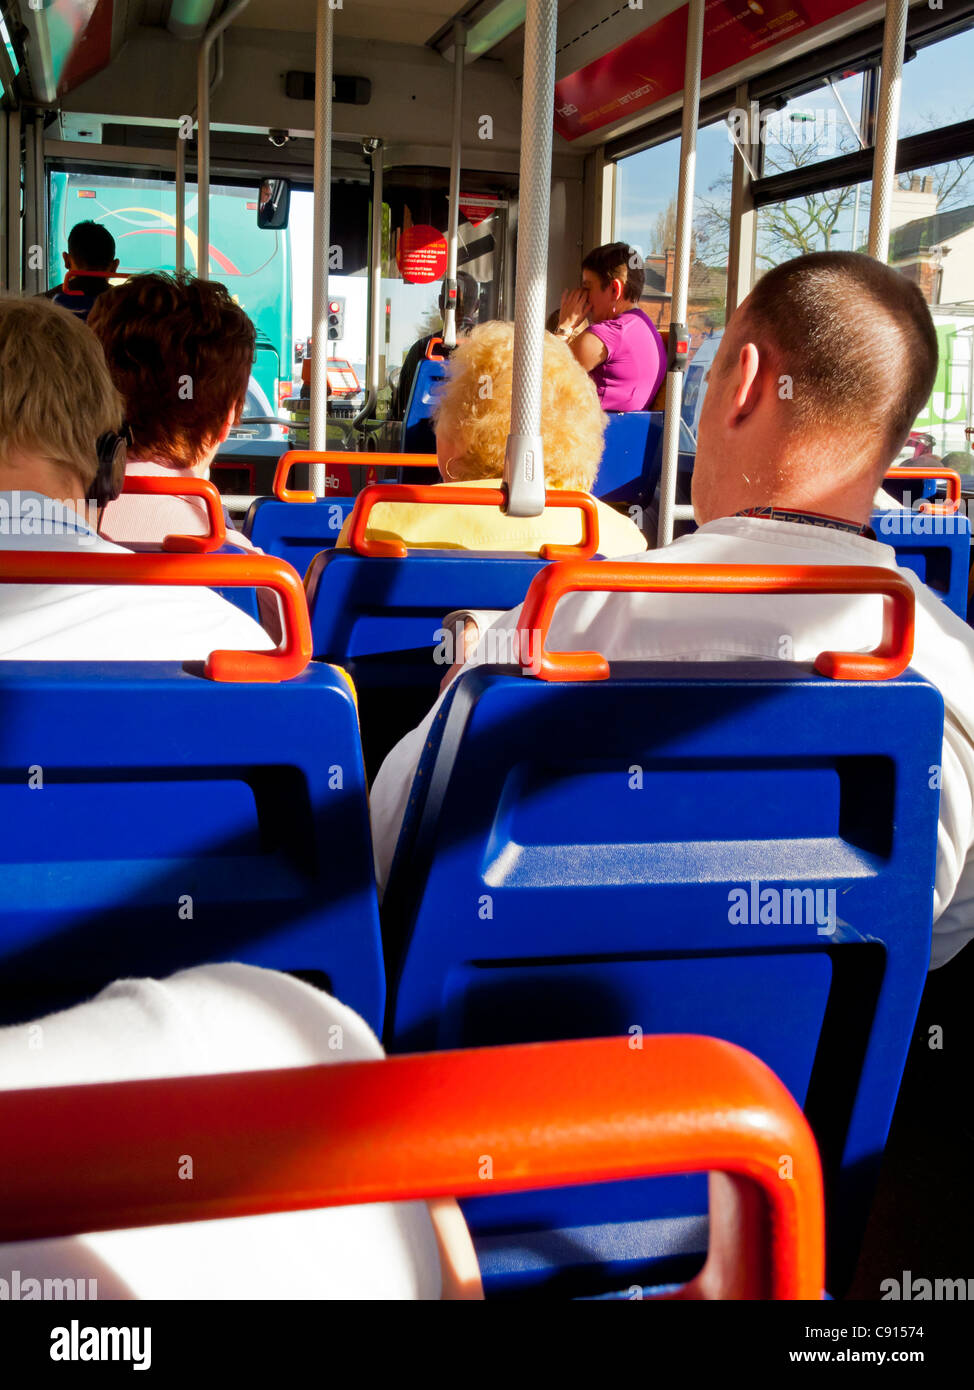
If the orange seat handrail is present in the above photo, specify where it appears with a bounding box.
[516,561,915,682]
[424,335,447,360]
[0,1035,824,1299]
[885,465,962,514]
[272,450,439,503]
[346,483,601,561]
[120,474,227,554]
[0,552,311,683]
[60,268,127,296]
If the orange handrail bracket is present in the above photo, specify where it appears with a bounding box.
[424,335,447,360]
[516,562,915,682]
[273,451,439,503]
[121,475,227,554]
[886,465,963,513]
[346,484,601,559]
[61,268,127,296]
[0,1035,824,1299]
[0,552,311,682]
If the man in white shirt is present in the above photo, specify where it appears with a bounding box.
[370,251,974,969]
[0,295,270,660]
[0,963,480,1299]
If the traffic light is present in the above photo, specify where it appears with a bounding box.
[327,298,345,341]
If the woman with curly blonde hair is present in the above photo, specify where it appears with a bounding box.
[339,320,647,556]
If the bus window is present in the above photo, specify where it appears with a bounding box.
[613,120,732,337]
[47,171,292,415]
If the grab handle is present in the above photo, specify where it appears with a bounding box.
[272,450,438,503]
[516,562,915,682]
[346,484,601,560]
[121,475,227,554]
[0,552,311,683]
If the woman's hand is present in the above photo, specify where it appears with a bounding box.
[557,288,589,336]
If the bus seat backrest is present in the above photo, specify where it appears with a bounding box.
[649,329,668,412]
[383,661,942,1293]
[402,357,447,455]
[305,549,548,776]
[0,661,384,1032]
[244,496,355,579]
[593,411,664,508]
[871,508,972,618]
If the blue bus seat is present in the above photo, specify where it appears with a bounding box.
[306,548,549,777]
[871,508,972,618]
[0,658,384,1033]
[402,354,447,455]
[244,496,355,579]
[594,411,697,511]
[382,572,942,1296]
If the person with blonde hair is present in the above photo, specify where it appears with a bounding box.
[338,320,648,557]
[0,295,269,660]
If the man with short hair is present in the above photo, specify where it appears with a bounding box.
[391,270,480,421]
[49,220,119,321]
[0,295,270,660]
[370,251,974,969]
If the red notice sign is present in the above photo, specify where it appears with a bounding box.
[396,224,449,284]
[553,0,860,141]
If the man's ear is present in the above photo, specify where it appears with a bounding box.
[217,404,237,445]
[62,251,71,270]
[727,342,762,423]
[109,259,119,275]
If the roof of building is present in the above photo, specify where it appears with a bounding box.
[890,203,974,261]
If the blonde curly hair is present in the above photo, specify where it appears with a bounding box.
[433,320,607,488]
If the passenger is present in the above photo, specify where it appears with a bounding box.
[555,241,666,412]
[88,273,258,553]
[0,963,482,1299]
[0,297,270,660]
[49,220,119,321]
[338,320,648,557]
[371,251,974,971]
[390,270,480,420]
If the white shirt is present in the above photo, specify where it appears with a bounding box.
[100,461,257,554]
[0,964,442,1299]
[0,491,271,660]
[370,516,974,969]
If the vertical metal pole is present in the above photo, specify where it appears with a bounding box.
[22,119,36,294]
[656,0,704,548]
[309,0,333,488]
[175,126,186,274]
[197,0,251,283]
[367,141,384,397]
[0,112,7,293]
[442,21,466,350]
[725,81,758,320]
[6,106,20,292]
[504,0,557,518]
[33,113,44,292]
[868,0,908,262]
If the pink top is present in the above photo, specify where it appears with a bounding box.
[100,461,256,554]
[586,307,666,413]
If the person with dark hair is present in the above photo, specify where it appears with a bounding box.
[390,270,480,420]
[88,272,258,552]
[371,253,974,975]
[555,241,665,412]
[49,221,119,322]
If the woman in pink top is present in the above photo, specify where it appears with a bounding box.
[555,242,666,413]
